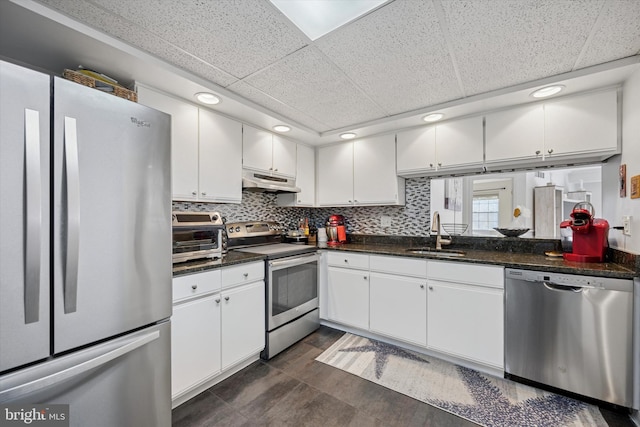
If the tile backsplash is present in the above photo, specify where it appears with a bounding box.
[173,177,431,236]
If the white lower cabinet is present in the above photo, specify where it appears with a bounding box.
[171,294,221,398]
[171,261,265,403]
[426,261,504,369]
[369,272,427,347]
[220,281,265,370]
[327,267,369,330]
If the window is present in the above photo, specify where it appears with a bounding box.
[472,195,500,231]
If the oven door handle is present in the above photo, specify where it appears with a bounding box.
[269,253,318,270]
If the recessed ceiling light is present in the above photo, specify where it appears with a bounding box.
[340,132,356,140]
[270,0,386,41]
[530,85,565,98]
[195,92,221,105]
[422,113,444,122]
[273,125,291,133]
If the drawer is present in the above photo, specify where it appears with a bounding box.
[327,252,369,270]
[173,269,221,302]
[370,255,427,278]
[222,261,264,288]
[427,261,504,288]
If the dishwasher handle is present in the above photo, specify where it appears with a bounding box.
[543,282,587,292]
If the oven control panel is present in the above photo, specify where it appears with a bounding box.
[226,221,283,238]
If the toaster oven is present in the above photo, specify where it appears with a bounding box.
[172,211,225,264]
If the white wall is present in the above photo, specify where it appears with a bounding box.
[604,68,640,254]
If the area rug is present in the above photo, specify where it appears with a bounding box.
[316,333,608,427]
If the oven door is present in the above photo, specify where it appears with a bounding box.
[267,253,318,331]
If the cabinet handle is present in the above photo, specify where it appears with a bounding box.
[420,284,425,289]
[215,298,220,304]
[344,259,349,263]
[438,162,442,167]
[224,296,230,301]
[429,163,434,168]
[535,150,541,156]
[348,200,352,203]
[298,199,302,203]
[363,276,368,280]
[243,273,248,278]
[275,168,278,172]
[191,284,197,290]
[269,167,273,171]
[191,191,197,196]
[428,286,434,291]
[547,148,554,154]
[201,191,207,196]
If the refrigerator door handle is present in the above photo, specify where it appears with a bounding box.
[0,330,159,402]
[63,116,80,314]
[24,109,42,324]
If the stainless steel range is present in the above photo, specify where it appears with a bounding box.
[226,221,319,359]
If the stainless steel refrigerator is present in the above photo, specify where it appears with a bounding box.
[0,60,172,426]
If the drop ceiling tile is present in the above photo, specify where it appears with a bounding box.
[37,0,239,87]
[575,0,640,69]
[88,0,310,79]
[229,81,332,132]
[316,0,463,115]
[441,0,602,96]
[243,46,388,130]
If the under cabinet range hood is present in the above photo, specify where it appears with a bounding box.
[242,170,300,193]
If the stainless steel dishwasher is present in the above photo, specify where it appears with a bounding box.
[505,268,636,408]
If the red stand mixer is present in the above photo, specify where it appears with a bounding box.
[560,202,609,263]
[326,215,347,245]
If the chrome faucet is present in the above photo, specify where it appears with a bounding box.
[431,211,452,250]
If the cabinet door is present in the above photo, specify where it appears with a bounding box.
[544,90,618,157]
[171,295,221,398]
[353,134,400,205]
[326,267,369,330]
[427,281,503,368]
[242,125,273,172]
[435,116,484,169]
[137,86,199,200]
[272,135,297,177]
[317,143,354,206]
[276,143,315,207]
[221,281,265,370]
[370,273,427,347]
[397,126,436,175]
[485,103,544,164]
[199,109,242,203]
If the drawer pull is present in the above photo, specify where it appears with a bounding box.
[344,259,348,263]
[215,298,220,304]
[420,284,425,289]
[191,284,198,290]
[224,296,230,302]
[428,286,434,291]
[243,273,249,278]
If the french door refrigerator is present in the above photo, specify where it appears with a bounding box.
[0,60,172,426]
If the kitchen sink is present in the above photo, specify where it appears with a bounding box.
[405,248,466,257]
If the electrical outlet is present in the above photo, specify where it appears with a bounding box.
[381,216,392,227]
[622,216,632,236]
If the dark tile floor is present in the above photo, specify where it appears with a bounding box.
[172,326,635,427]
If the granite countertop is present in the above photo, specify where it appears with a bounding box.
[172,239,637,280]
[322,243,637,279]
[172,251,265,277]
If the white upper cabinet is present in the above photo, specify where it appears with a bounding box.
[435,116,484,171]
[396,126,436,175]
[485,89,619,170]
[199,109,243,203]
[317,142,355,206]
[318,134,405,207]
[397,116,483,177]
[242,125,296,178]
[137,85,199,201]
[137,85,242,203]
[353,134,404,205]
[485,103,544,164]
[277,144,315,207]
[544,90,618,156]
